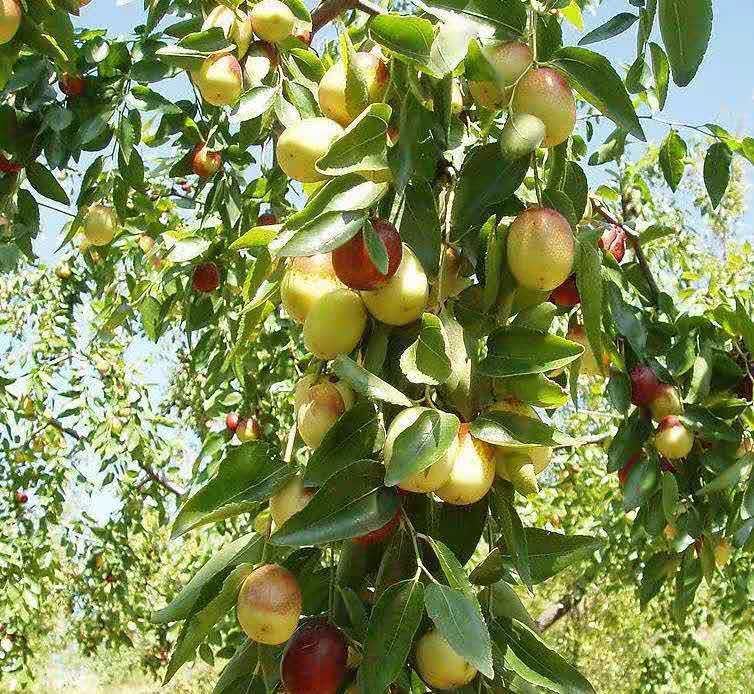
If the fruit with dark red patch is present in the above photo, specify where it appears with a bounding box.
[630,365,660,407]
[332,220,403,290]
[280,619,348,694]
[550,275,580,307]
[59,73,86,97]
[0,152,23,174]
[599,225,627,263]
[258,212,278,226]
[15,491,28,505]
[353,508,401,546]
[226,412,240,432]
[192,262,221,293]
[236,417,261,442]
[618,453,640,486]
[191,143,222,178]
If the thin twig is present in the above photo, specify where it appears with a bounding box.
[311,0,384,34]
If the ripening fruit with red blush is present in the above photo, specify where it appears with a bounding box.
[353,508,400,546]
[0,0,22,45]
[0,152,23,174]
[15,491,28,505]
[237,417,261,442]
[191,143,222,178]
[599,225,627,263]
[281,619,348,694]
[550,275,580,307]
[332,220,403,290]
[618,453,640,486]
[258,212,278,226]
[195,52,243,107]
[192,262,221,292]
[236,564,302,645]
[512,67,576,148]
[630,364,660,407]
[225,412,240,432]
[59,73,86,97]
[649,384,683,422]
[654,415,694,460]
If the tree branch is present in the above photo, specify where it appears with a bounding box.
[311,0,385,34]
[536,587,586,631]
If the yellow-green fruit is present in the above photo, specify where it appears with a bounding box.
[0,0,21,45]
[276,117,344,183]
[489,399,551,477]
[84,204,117,246]
[468,41,532,111]
[495,451,538,496]
[437,424,495,505]
[250,0,295,43]
[566,324,605,377]
[280,253,342,324]
[512,67,576,147]
[202,5,253,58]
[304,288,367,359]
[196,52,243,106]
[236,564,302,645]
[383,407,458,493]
[649,384,683,422]
[243,41,275,85]
[270,476,314,528]
[296,377,352,448]
[714,538,732,568]
[415,630,477,690]
[507,207,574,292]
[361,245,428,326]
[654,415,693,460]
[20,395,34,418]
[499,113,546,160]
[318,52,389,126]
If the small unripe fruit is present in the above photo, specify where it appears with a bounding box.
[599,225,627,263]
[280,253,342,324]
[714,538,733,568]
[304,288,367,360]
[276,117,344,183]
[549,275,580,307]
[237,417,261,442]
[468,41,532,111]
[630,364,660,407]
[84,205,117,246]
[55,262,72,280]
[361,245,428,326]
[654,415,693,459]
[237,564,302,645]
[281,619,348,694]
[353,508,400,546]
[192,262,221,292]
[14,491,27,505]
[495,450,538,496]
[191,143,222,178]
[499,113,546,160]
[512,67,576,147]
[437,424,495,505]
[415,629,477,690]
[649,384,683,422]
[618,453,640,486]
[243,41,277,85]
[203,5,253,58]
[507,207,574,292]
[19,395,34,418]
[296,378,352,448]
[138,235,155,254]
[0,0,21,45]
[270,476,314,528]
[384,407,458,493]
[250,0,295,43]
[196,53,243,107]
[566,324,605,377]
[663,524,678,542]
[318,52,389,126]
[489,399,551,481]
[59,73,86,97]
[332,219,403,290]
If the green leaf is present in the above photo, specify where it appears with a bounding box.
[231,86,278,123]
[384,408,460,487]
[304,401,381,487]
[622,455,659,511]
[471,410,575,449]
[25,162,70,205]
[369,14,435,67]
[649,42,670,109]
[396,180,441,277]
[579,13,639,45]
[703,142,732,209]
[490,619,595,694]
[473,527,602,586]
[213,639,261,694]
[424,583,493,678]
[422,0,527,37]
[164,564,254,684]
[662,471,679,522]
[607,407,653,473]
[316,103,392,177]
[658,130,687,191]
[399,313,452,385]
[359,580,424,694]
[479,329,584,377]
[550,47,645,141]
[575,234,604,369]
[491,484,532,589]
[152,533,265,624]
[332,355,413,407]
[229,224,279,250]
[492,373,568,408]
[658,0,712,87]
[425,537,475,598]
[271,460,400,546]
[451,144,529,240]
[363,218,389,274]
[673,549,702,624]
[168,237,210,263]
[171,443,293,539]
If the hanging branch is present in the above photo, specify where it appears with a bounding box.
[311,0,385,34]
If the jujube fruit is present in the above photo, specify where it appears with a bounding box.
[303,288,367,360]
[15,491,27,505]
[270,476,314,528]
[318,52,389,126]
[436,424,495,505]
[236,417,261,442]
[236,564,302,645]
[191,143,222,178]
[195,52,243,107]
[415,629,477,690]
[225,412,240,432]
[0,0,21,45]
[59,73,86,97]
[295,376,353,449]
[383,407,458,493]
[276,117,344,183]
[498,113,546,160]
[512,67,576,147]
[654,415,693,459]
[468,41,532,110]
[550,275,580,307]
[353,508,400,546]
[84,204,117,246]
[599,225,627,263]
[649,384,683,422]
[280,253,342,324]
[203,5,253,58]
[192,262,221,292]
[360,245,428,325]
[566,323,605,377]
[250,0,295,44]
[280,619,348,694]
[507,207,574,292]
[332,219,403,290]
[630,364,659,407]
